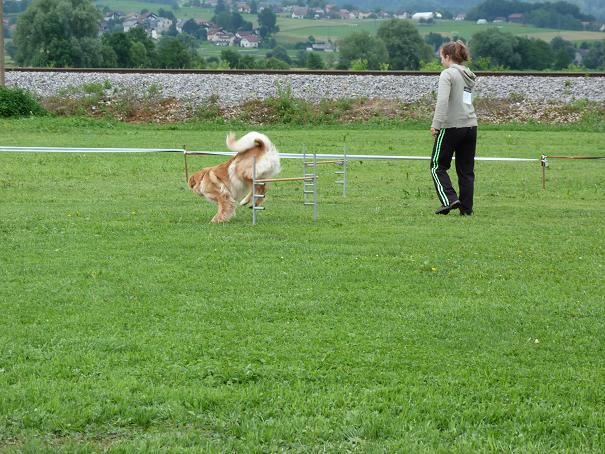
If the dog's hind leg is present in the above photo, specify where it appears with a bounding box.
[239,183,266,207]
[252,184,267,207]
[240,190,252,206]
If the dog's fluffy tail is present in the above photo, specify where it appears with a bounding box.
[226,131,270,154]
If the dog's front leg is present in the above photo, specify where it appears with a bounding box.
[212,195,236,223]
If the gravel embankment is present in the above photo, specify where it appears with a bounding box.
[7,71,605,106]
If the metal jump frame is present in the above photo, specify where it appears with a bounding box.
[540,154,605,189]
[252,154,318,225]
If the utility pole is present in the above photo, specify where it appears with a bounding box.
[0,0,5,87]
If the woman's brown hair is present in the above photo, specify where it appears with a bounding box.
[440,40,470,64]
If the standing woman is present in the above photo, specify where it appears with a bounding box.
[430,40,477,215]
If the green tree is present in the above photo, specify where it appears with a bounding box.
[550,37,576,69]
[516,36,554,70]
[262,57,289,69]
[182,19,206,40]
[337,31,388,70]
[306,52,324,69]
[267,46,291,64]
[470,28,521,69]
[129,42,150,68]
[212,12,233,31]
[583,41,605,69]
[295,50,308,67]
[212,11,252,33]
[221,48,241,69]
[376,19,432,70]
[214,0,228,14]
[425,32,448,52]
[156,36,191,68]
[258,8,279,39]
[158,8,176,22]
[102,32,132,67]
[101,27,156,68]
[231,12,253,32]
[239,55,257,69]
[14,0,103,67]
[128,27,156,65]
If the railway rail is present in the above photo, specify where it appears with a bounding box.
[5,67,605,77]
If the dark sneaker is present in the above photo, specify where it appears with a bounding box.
[435,200,461,215]
[460,210,473,216]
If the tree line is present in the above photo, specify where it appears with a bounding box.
[6,0,605,71]
[466,0,595,30]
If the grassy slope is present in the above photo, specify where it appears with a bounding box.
[0,118,604,452]
[276,18,605,44]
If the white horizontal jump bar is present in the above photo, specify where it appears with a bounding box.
[187,150,540,162]
[0,146,539,162]
[0,146,183,153]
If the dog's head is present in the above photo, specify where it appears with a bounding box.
[188,170,205,190]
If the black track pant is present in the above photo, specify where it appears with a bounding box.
[430,126,477,214]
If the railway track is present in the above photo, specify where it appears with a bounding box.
[5,67,605,77]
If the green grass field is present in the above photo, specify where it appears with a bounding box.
[1,118,604,452]
[276,18,605,44]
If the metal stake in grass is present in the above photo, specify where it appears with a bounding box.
[183,145,189,182]
[541,154,548,190]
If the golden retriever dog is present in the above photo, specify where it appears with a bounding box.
[188,132,281,223]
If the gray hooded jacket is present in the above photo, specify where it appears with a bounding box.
[431,64,478,129]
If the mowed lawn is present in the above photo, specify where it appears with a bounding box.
[0,119,604,452]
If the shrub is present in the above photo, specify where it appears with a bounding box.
[45,83,109,116]
[0,87,48,117]
[192,95,223,122]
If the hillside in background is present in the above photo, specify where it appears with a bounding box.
[331,0,605,19]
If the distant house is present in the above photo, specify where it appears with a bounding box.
[476,18,488,24]
[137,12,172,35]
[312,8,325,19]
[291,7,308,19]
[307,42,336,52]
[338,9,352,19]
[176,19,187,33]
[122,15,139,32]
[237,32,260,48]
[236,2,251,14]
[454,13,466,21]
[197,20,213,29]
[209,31,235,46]
[412,12,434,21]
[508,13,524,23]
